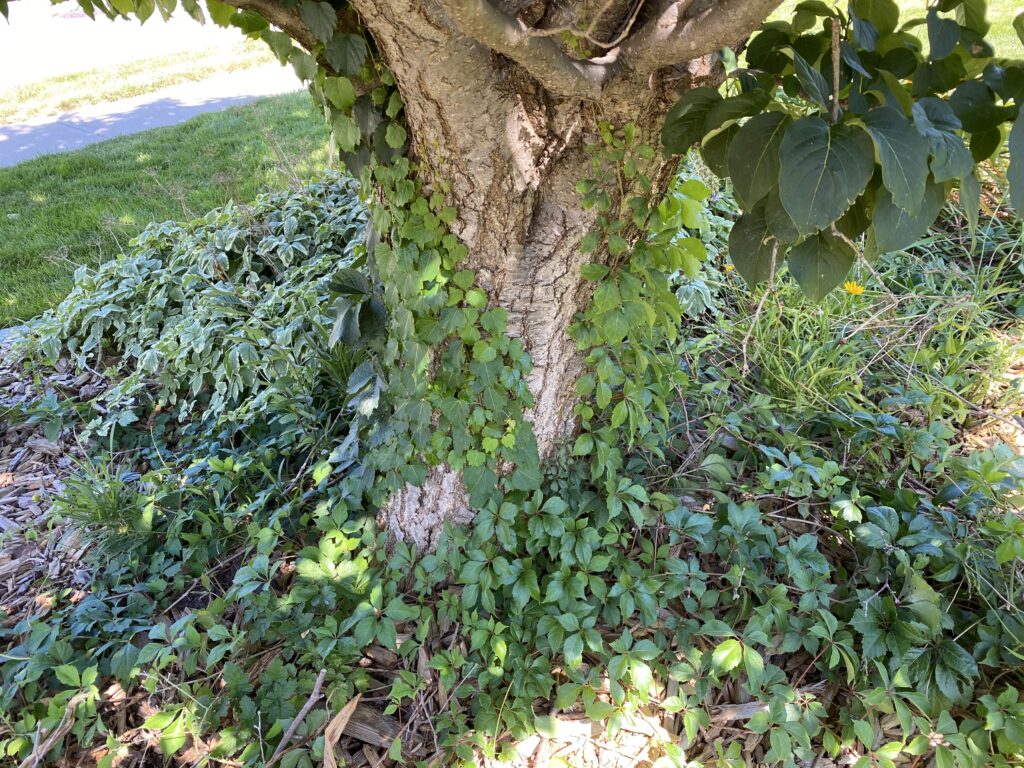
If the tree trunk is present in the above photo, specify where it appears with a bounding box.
[356,0,718,549]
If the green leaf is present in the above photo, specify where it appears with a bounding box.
[867,179,945,256]
[388,736,403,762]
[852,0,899,34]
[702,90,772,143]
[463,465,497,508]
[862,107,931,214]
[325,32,369,76]
[662,87,722,154]
[712,639,743,672]
[701,125,738,177]
[793,51,831,109]
[299,0,336,42]
[580,263,609,281]
[950,81,1014,133]
[385,122,407,149]
[332,113,361,152]
[1016,10,1024,46]
[927,10,960,60]
[787,231,857,300]
[564,633,585,667]
[727,112,790,207]
[534,715,560,738]
[323,77,356,111]
[728,206,775,285]
[593,281,622,312]
[1007,118,1024,211]
[160,714,188,756]
[765,189,801,244]
[960,171,980,237]
[143,710,177,731]
[53,664,80,688]
[779,117,875,235]
[289,50,318,82]
[911,98,974,182]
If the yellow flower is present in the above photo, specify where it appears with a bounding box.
[724,263,735,272]
[843,280,865,295]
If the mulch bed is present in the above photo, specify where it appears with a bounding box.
[0,335,100,625]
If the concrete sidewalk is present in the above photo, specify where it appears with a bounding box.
[0,64,302,168]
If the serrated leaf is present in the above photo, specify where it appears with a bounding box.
[300,0,336,42]
[385,122,407,149]
[53,664,80,688]
[323,77,356,111]
[332,113,361,152]
[867,178,945,256]
[325,32,369,76]
[787,231,856,300]
[728,207,775,285]
[862,107,931,214]
[779,117,875,235]
[662,87,722,154]
[463,465,497,508]
[727,112,790,207]
[712,639,743,672]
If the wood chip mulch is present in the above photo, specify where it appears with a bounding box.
[0,336,102,625]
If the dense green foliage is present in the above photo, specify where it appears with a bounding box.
[663,0,1024,298]
[2,0,1024,764]
[2,171,1023,766]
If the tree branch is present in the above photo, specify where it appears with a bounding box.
[219,0,319,49]
[435,0,610,98]
[620,0,785,76]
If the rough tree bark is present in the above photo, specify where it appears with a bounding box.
[230,0,783,548]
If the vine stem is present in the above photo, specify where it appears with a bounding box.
[831,17,841,124]
[267,668,327,767]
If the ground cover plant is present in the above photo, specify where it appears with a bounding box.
[2,0,1024,764]
[1,165,1023,766]
[0,91,329,326]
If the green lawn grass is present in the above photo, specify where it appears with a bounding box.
[0,91,330,326]
[0,41,277,126]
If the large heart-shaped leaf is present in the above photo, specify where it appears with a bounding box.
[926,10,960,60]
[950,81,1014,132]
[702,90,772,143]
[325,32,369,76]
[862,107,931,214]
[911,98,974,182]
[728,207,776,285]
[662,88,722,155]
[727,112,790,208]
[779,117,875,235]
[300,0,337,42]
[867,179,946,256]
[852,0,899,34]
[787,231,857,300]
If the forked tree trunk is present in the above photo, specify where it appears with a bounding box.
[355,0,719,549]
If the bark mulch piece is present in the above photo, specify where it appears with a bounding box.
[0,337,103,626]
